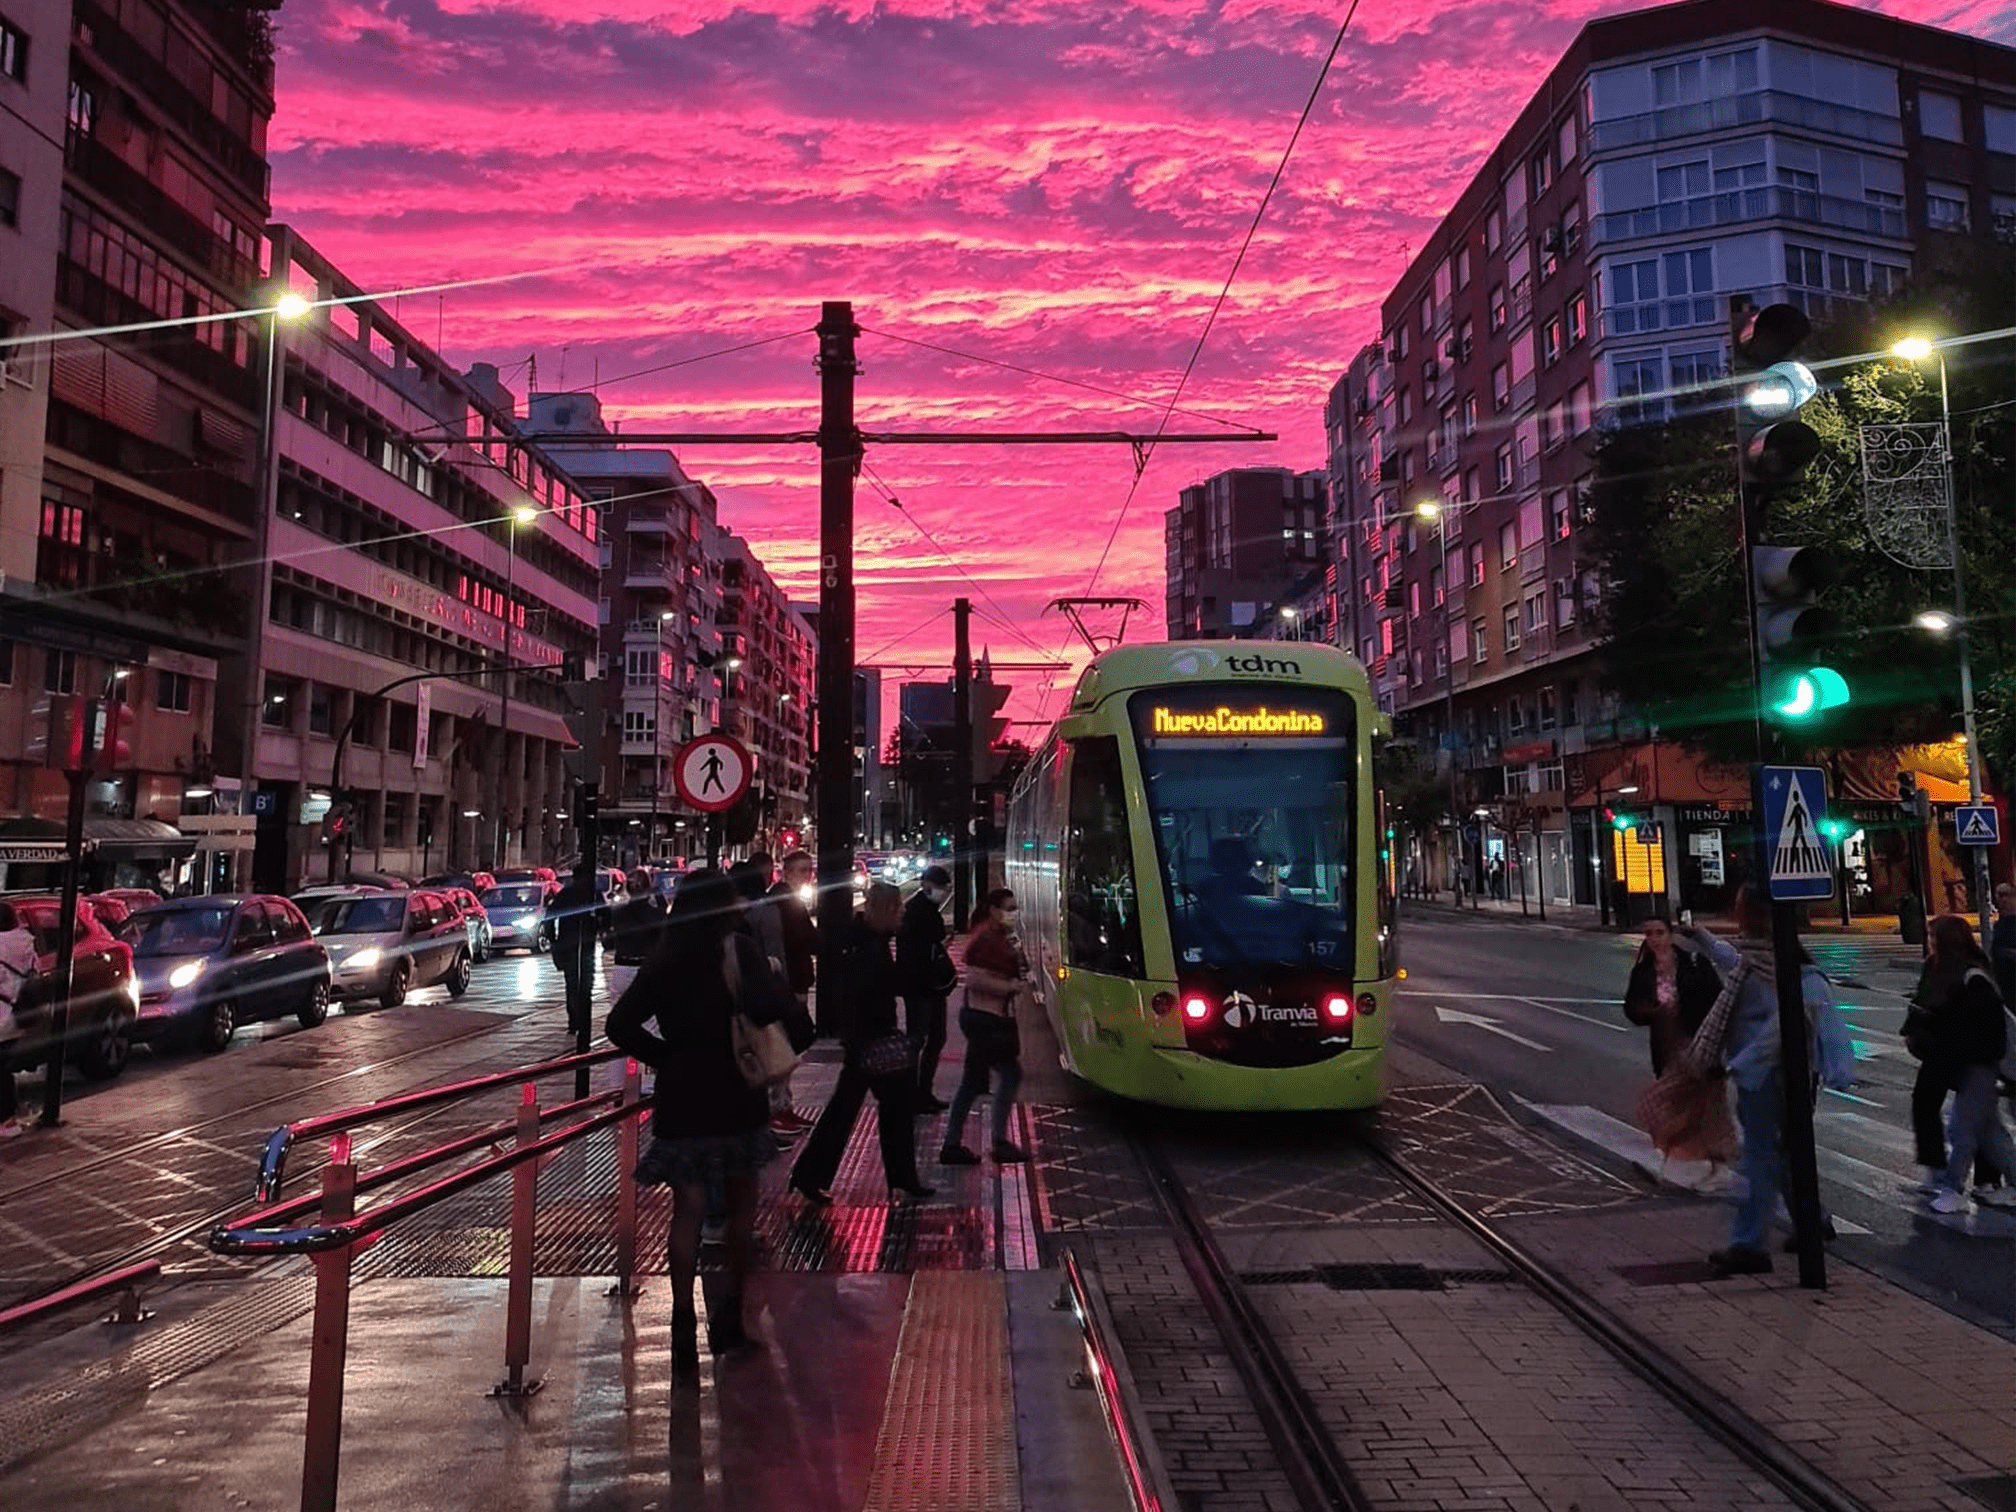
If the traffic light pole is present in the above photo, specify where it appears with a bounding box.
[952,596,973,933]
[814,303,861,1035]
[1732,296,1827,1289]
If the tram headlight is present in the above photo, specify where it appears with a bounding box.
[1321,994,1354,1026]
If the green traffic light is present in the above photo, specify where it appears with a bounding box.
[1819,818,1849,841]
[1769,666,1850,721]
[1610,811,1635,833]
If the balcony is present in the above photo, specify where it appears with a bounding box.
[624,556,673,590]
[65,132,259,289]
[1587,90,1902,156]
[55,259,261,408]
[1599,294,1720,340]
[47,401,257,525]
[1589,185,1907,250]
[625,512,674,536]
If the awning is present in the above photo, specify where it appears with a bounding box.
[85,818,196,860]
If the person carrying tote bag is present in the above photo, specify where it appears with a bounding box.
[940,888,1030,1167]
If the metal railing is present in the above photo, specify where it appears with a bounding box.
[212,1049,652,1512]
[0,1260,160,1336]
[1058,1248,1180,1512]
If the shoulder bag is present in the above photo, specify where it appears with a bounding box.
[724,936,800,1089]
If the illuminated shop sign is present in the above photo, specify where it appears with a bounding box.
[1150,706,1327,736]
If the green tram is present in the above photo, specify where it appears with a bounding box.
[1005,641,1397,1111]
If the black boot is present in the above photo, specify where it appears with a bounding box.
[707,1293,754,1356]
[671,1308,700,1380]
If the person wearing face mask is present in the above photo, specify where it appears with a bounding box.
[940,888,1029,1165]
[897,864,959,1112]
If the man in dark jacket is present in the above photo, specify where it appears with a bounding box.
[1993,883,2016,1010]
[897,864,955,1111]
[768,849,819,1000]
[553,872,601,1040]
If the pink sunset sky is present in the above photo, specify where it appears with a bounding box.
[267,0,2014,727]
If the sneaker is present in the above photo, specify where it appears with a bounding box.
[1976,1187,2016,1210]
[0,1120,23,1141]
[939,1144,980,1165]
[1928,1187,1970,1215]
[990,1140,1029,1164]
[778,1108,816,1130]
[1707,1245,1773,1276]
[768,1113,806,1138]
[1915,1170,1945,1196]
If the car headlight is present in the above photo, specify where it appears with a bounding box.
[169,960,204,989]
[347,948,382,972]
[126,975,142,1009]
[516,914,540,929]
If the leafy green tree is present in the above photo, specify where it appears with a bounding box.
[1586,250,2016,781]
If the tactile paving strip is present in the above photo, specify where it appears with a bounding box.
[859,1272,1019,1512]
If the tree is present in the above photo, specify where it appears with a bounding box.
[1585,257,2016,779]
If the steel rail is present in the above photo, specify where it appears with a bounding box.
[1360,1133,1878,1512]
[1059,1248,1182,1512]
[0,1259,160,1335]
[1134,1137,1374,1512]
[257,1047,625,1201]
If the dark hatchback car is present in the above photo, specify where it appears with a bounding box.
[1,894,139,1081]
[126,896,332,1052]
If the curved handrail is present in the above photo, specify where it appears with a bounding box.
[256,1047,626,1201]
[0,1260,161,1336]
[1060,1247,1181,1512]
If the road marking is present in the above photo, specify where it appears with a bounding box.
[1822,1087,1884,1108]
[1431,1005,1551,1051]
[1411,990,1631,1033]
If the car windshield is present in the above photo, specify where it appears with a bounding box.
[129,907,234,957]
[1129,686,1355,970]
[483,885,543,910]
[311,896,407,935]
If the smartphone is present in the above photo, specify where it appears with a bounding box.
[1679,908,1694,927]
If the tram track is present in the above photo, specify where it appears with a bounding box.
[1133,1125,1877,1512]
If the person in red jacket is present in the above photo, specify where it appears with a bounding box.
[939,888,1029,1166]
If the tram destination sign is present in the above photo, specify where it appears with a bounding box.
[1149,705,1330,737]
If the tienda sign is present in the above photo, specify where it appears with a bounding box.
[1150,706,1328,736]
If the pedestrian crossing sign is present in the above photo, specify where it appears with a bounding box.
[1955,805,2000,846]
[1760,765,1835,901]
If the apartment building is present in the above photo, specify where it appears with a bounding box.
[0,0,277,890]
[246,226,600,890]
[1339,0,2016,911]
[1163,467,1327,640]
[709,530,814,849]
[524,388,723,867]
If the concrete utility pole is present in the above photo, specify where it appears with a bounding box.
[813,303,861,1034]
[953,596,973,932]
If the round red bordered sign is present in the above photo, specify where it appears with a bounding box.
[673,734,753,813]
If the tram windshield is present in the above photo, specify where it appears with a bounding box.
[1129,686,1354,970]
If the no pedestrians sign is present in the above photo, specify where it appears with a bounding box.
[673,734,752,813]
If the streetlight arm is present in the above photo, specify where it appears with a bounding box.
[328,659,567,802]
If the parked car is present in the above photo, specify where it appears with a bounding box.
[419,871,495,896]
[0,893,139,1080]
[94,886,168,915]
[479,881,553,953]
[84,893,137,933]
[298,889,472,1006]
[444,887,493,963]
[126,896,332,1052]
[492,866,559,887]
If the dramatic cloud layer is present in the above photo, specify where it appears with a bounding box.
[269,0,2012,724]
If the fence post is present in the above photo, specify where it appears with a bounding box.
[492,1083,543,1397]
[610,1058,642,1299]
[302,1136,359,1512]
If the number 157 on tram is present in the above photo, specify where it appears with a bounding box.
[1004,642,1397,1111]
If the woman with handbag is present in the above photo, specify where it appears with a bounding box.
[789,882,934,1204]
[605,868,794,1377]
[941,889,1029,1165]
[1913,914,2016,1215]
[1623,917,1722,1076]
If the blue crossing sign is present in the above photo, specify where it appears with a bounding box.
[1761,765,1835,901]
[1955,805,2000,847]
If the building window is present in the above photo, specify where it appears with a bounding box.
[43,648,76,694]
[1560,205,1581,259]
[0,166,19,229]
[625,648,656,686]
[1557,115,1577,168]
[263,677,295,728]
[1540,318,1561,366]
[0,639,13,686]
[308,684,335,737]
[623,710,655,742]
[1503,604,1521,652]
[1919,90,1963,143]
[1538,232,1559,281]
[1488,283,1506,332]
[1669,349,1722,394]
[1472,616,1489,663]
[1430,564,1445,607]
[1467,542,1485,587]
[1550,492,1572,542]
[1561,679,1579,725]
[37,499,86,588]
[1525,591,1546,634]
[1539,686,1559,731]
[387,701,416,753]
[1784,243,1825,289]
[1612,356,1661,425]
[156,669,191,713]
[1568,381,1593,436]
[1408,581,1421,617]
[1461,393,1478,436]
[1494,444,1514,492]
[1508,696,1528,734]
[0,16,25,82]
[1566,292,1588,346]
[1926,181,1970,231]
[1454,244,1471,288]
[1499,522,1518,571]
[1531,150,1552,197]
[1989,104,2016,155]
[1491,363,1510,411]
[66,76,95,136]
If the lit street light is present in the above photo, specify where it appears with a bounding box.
[1914,610,1957,634]
[1892,334,1991,942]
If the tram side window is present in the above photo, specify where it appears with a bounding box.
[1064,736,1145,977]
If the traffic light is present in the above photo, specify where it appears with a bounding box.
[323,801,354,844]
[1604,805,1636,833]
[1732,299,1846,723]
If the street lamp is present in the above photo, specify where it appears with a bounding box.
[1915,610,1957,634]
[1279,605,1300,642]
[1408,496,1475,907]
[492,504,539,869]
[1892,335,1991,941]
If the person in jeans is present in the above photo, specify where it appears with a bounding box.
[1913,914,2016,1215]
[940,888,1029,1165]
[1682,884,1854,1276]
[896,865,956,1112]
[789,883,933,1203]
[0,903,35,1137]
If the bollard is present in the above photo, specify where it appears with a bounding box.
[610,1059,643,1299]
[302,1135,358,1512]
[102,1282,154,1328]
[492,1084,543,1397]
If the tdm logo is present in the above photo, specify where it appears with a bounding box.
[1223,654,1302,676]
[1169,648,1222,676]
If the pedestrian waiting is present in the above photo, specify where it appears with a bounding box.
[0,902,34,1138]
[1905,914,2016,1215]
